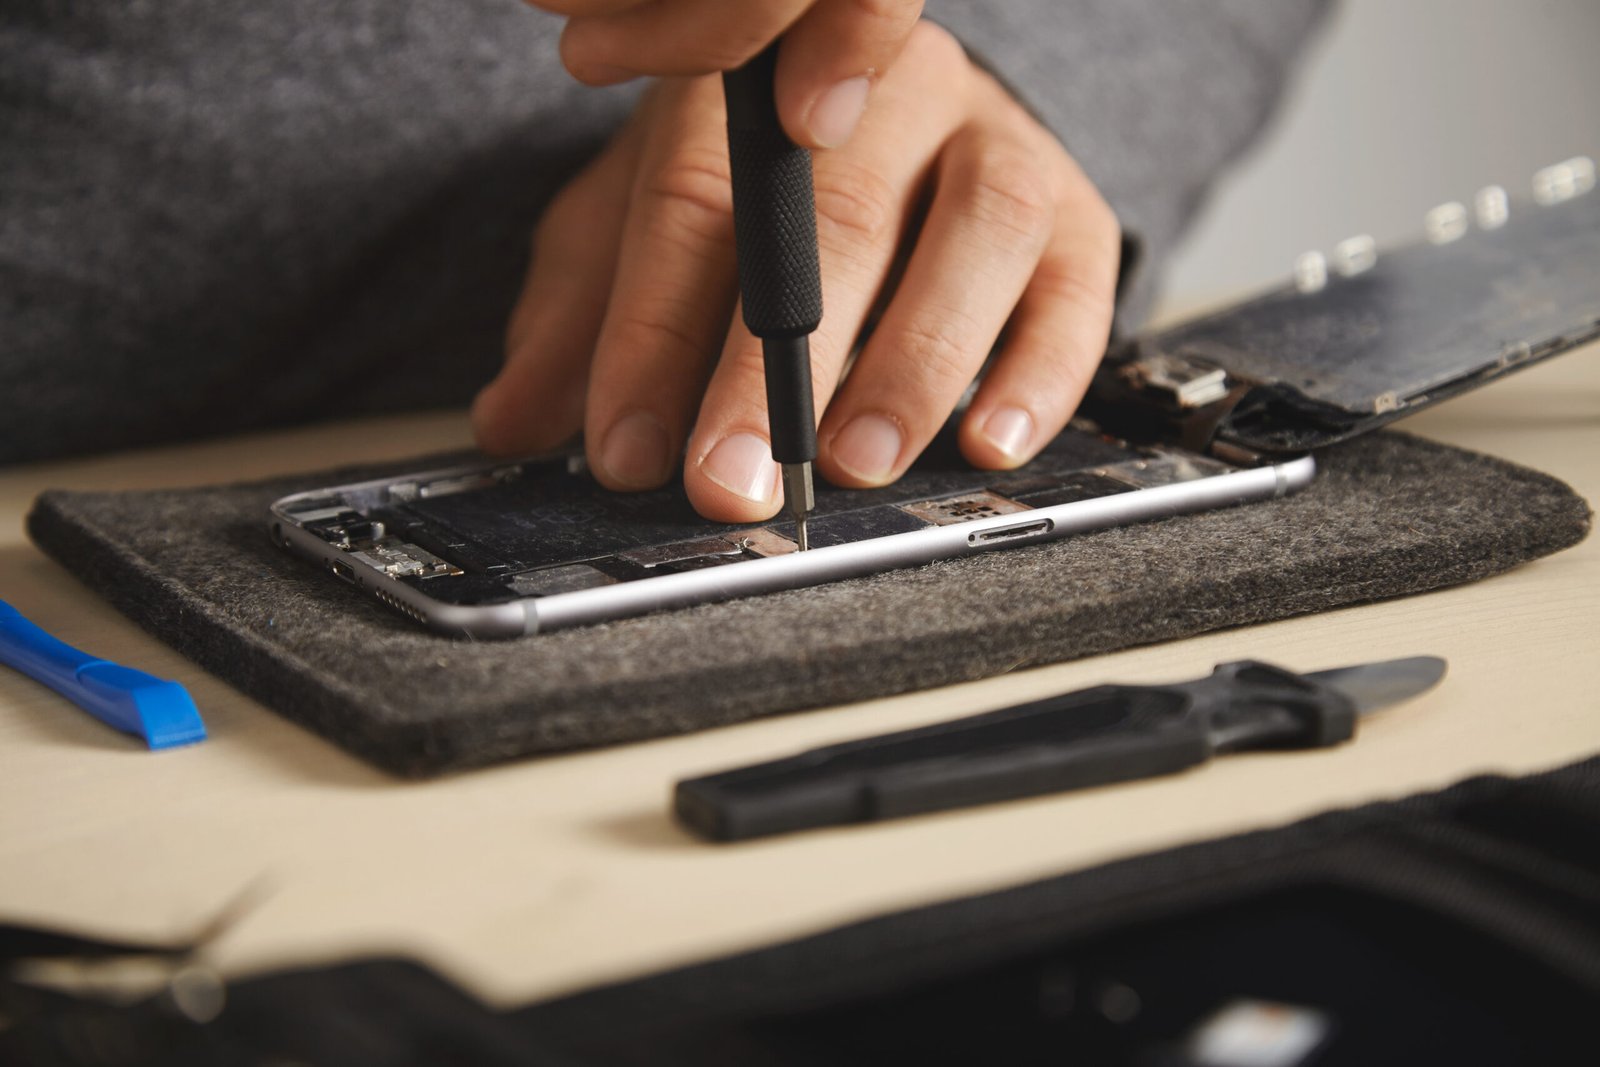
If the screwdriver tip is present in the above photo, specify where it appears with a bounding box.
[781,462,815,552]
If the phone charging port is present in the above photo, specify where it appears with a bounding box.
[329,559,357,584]
[968,518,1054,546]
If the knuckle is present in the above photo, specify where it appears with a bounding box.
[838,0,924,44]
[812,162,899,246]
[641,146,734,243]
[644,146,733,214]
[961,152,1055,243]
[686,41,762,73]
[893,313,983,393]
[1031,259,1116,318]
[610,299,707,363]
[903,19,966,68]
[683,24,775,71]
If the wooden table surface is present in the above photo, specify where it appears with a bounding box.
[1,343,1595,1008]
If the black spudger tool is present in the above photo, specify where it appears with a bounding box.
[722,43,823,550]
[675,657,1447,842]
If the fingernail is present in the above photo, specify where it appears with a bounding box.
[806,76,871,149]
[598,410,672,488]
[832,413,903,483]
[700,432,780,503]
[978,407,1035,462]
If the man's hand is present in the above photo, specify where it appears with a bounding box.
[525,0,923,149]
[472,22,1120,524]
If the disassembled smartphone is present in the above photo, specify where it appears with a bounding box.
[271,157,1597,638]
[270,430,1314,638]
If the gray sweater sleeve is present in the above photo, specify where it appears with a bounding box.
[926,0,1332,325]
[0,0,638,464]
[0,0,1327,463]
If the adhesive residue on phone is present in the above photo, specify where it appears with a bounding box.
[620,538,745,569]
[730,528,799,557]
[507,564,617,596]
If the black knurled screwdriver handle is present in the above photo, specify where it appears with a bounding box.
[723,44,822,466]
[722,46,824,338]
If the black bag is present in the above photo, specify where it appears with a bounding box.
[6,756,1598,1066]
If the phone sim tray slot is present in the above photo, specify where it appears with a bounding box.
[968,518,1054,546]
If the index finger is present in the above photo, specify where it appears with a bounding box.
[556,0,811,84]
[523,1,647,16]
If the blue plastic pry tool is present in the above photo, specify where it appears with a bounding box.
[0,598,206,749]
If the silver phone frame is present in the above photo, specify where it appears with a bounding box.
[269,453,1315,639]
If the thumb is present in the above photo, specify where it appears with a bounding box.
[775,0,924,149]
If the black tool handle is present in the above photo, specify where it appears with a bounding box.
[723,44,821,466]
[722,45,824,339]
[674,661,1357,842]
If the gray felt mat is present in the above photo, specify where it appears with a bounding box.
[26,432,1591,777]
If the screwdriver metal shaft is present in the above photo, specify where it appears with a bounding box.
[781,460,813,551]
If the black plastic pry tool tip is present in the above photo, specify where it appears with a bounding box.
[723,43,822,550]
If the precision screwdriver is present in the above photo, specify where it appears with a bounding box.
[722,43,823,550]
